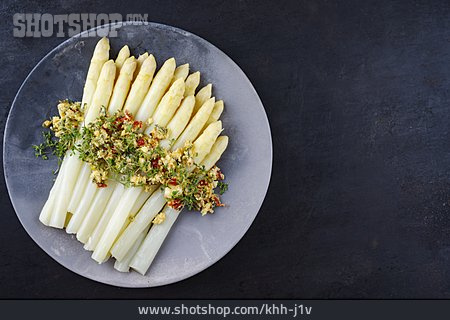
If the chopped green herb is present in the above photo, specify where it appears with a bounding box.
[218,181,228,195]
[34,100,228,215]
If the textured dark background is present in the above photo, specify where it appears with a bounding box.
[1,0,450,299]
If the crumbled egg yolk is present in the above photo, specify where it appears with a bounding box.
[152,211,166,224]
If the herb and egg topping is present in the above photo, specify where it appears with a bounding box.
[34,100,228,215]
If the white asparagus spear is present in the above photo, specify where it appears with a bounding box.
[66,162,93,215]
[145,78,185,131]
[114,45,130,75]
[81,38,110,114]
[170,64,189,85]
[131,185,158,217]
[112,122,222,262]
[67,57,135,216]
[67,55,157,233]
[103,91,210,237]
[134,52,149,79]
[39,38,109,225]
[83,184,125,251]
[130,206,178,274]
[184,71,200,97]
[199,136,228,170]
[204,100,224,129]
[165,95,196,141]
[78,182,154,246]
[91,78,185,263]
[110,96,196,223]
[67,56,138,232]
[66,55,137,218]
[91,77,191,263]
[91,166,169,262]
[76,180,117,243]
[77,59,177,245]
[110,188,166,261]
[79,65,180,229]
[125,185,158,223]
[66,176,98,234]
[159,95,195,150]
[193,84,212,115]
[86,184,156,247]
[103,184,158,252]
[38,156,68,225]
[103,93,215,245]
[169,96,215,150]
[123,55,157,115]
[91,186,149,262]
[108,56,137,114]
[83,60,116,125]
[67,57,136,216]
[130,189,152,216]
[130,130,226,275]
[192,121,222,163]
[88,96,194,230]
[172,97,215,150]
[135,58,176,124]
[110,97,196,259]
[49,60,116,228]
[114,225,150,272]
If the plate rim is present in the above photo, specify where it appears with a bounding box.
[3,21,273,288]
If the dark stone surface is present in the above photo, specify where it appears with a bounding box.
[1,0,450,298]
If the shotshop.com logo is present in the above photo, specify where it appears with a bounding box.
[13,13,149,37]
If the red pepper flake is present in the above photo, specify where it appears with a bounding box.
[168,178,178,186]
[213,196,224,207]
[216,169,224,180]
[137,137,145,147]
[113,118,124,130]
[97,182,107,188]
[151,157,160,168]
[114,113,132,128]
[124,111,133,119]
[168,199,183,210]
[133,120,142,128]
[116,116,125,123]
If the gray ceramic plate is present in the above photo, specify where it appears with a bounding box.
[3,22,272,287]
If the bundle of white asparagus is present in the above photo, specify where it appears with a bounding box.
[38,38,229,275]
